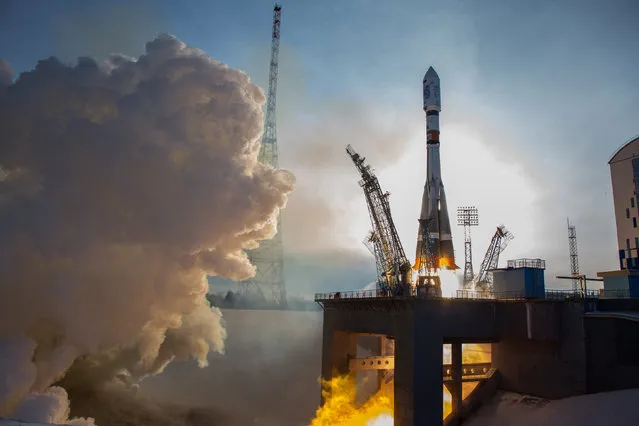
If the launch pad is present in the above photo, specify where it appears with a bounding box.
[318,296,498,426]
[316,293,639,426]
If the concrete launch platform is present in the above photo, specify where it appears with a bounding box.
[316,293,639,426]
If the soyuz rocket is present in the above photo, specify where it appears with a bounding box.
[414,67,457,272]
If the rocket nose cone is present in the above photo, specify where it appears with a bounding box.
[423,66,439,82]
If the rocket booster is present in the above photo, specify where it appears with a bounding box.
[415,66,457,271]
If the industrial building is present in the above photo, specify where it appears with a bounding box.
[491,258,546,299]
[608,135,639,270]
[594,135,639,298]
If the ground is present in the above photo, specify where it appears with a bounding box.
[466,389,639,426]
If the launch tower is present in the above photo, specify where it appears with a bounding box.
[238,4,286,307]
[457,206,479,289]
[567,218,580,292]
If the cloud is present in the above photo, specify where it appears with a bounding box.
[283,100,414,172]
[279,99,414,255]
[49,0,168,62]
[0,34,293,423]
[284,250,376,296]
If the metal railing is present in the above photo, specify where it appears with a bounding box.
[456,290,497,300]
[314,289,395,301]
[316,288,635,302]
[545,289,601,300]
[506,258,546,269]
[455,290,562,300]
[599,289,632,298]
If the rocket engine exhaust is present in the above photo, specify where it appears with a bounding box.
[414,67,458,283]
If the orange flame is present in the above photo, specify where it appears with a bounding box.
[309,375,392,426]
[310,345,492,424]
[443,382,483,418]
[438,257,458,270]
[412,256,423,271]
[413,256,459,271]
[442,344,492,418]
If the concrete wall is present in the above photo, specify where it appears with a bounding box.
[597,298,639,311]
[436,300,496,341]
[494,301,568,341]
[322,299,498,341]
[492,302,587,398]
[585,317,639,393]
[395,310,444,426]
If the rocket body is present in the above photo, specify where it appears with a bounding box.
[415,67,457,271]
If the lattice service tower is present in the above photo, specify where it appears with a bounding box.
[567,218,580,292]
[457,206,479,289]
[238,4,286,307]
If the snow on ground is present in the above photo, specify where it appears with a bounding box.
[466,389,639,426]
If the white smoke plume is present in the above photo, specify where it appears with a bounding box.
[0,34,294,423]
[11,387,95,426]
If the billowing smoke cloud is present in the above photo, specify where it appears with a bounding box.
[0,34,293,423]
[11,386,95,426]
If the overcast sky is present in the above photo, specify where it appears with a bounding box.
[2,0,638,296]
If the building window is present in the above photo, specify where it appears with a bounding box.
[632,197,636,208]
[627,208,630,218]
[635,237,638,248]
[634,217,637,228]
[627,238,631,250]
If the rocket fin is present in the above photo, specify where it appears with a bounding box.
[415,181,431,264]
[414,219,423,270]
[438,184,458,270]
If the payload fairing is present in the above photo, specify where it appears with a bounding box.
[414,66,458,275]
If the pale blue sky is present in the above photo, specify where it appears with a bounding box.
[2,0,638,294]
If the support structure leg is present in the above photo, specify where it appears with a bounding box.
[395,324,443,426]
[320,327,357,405]
[356,335,383,406]
[379,336,395,395]
[450,342,463,415]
